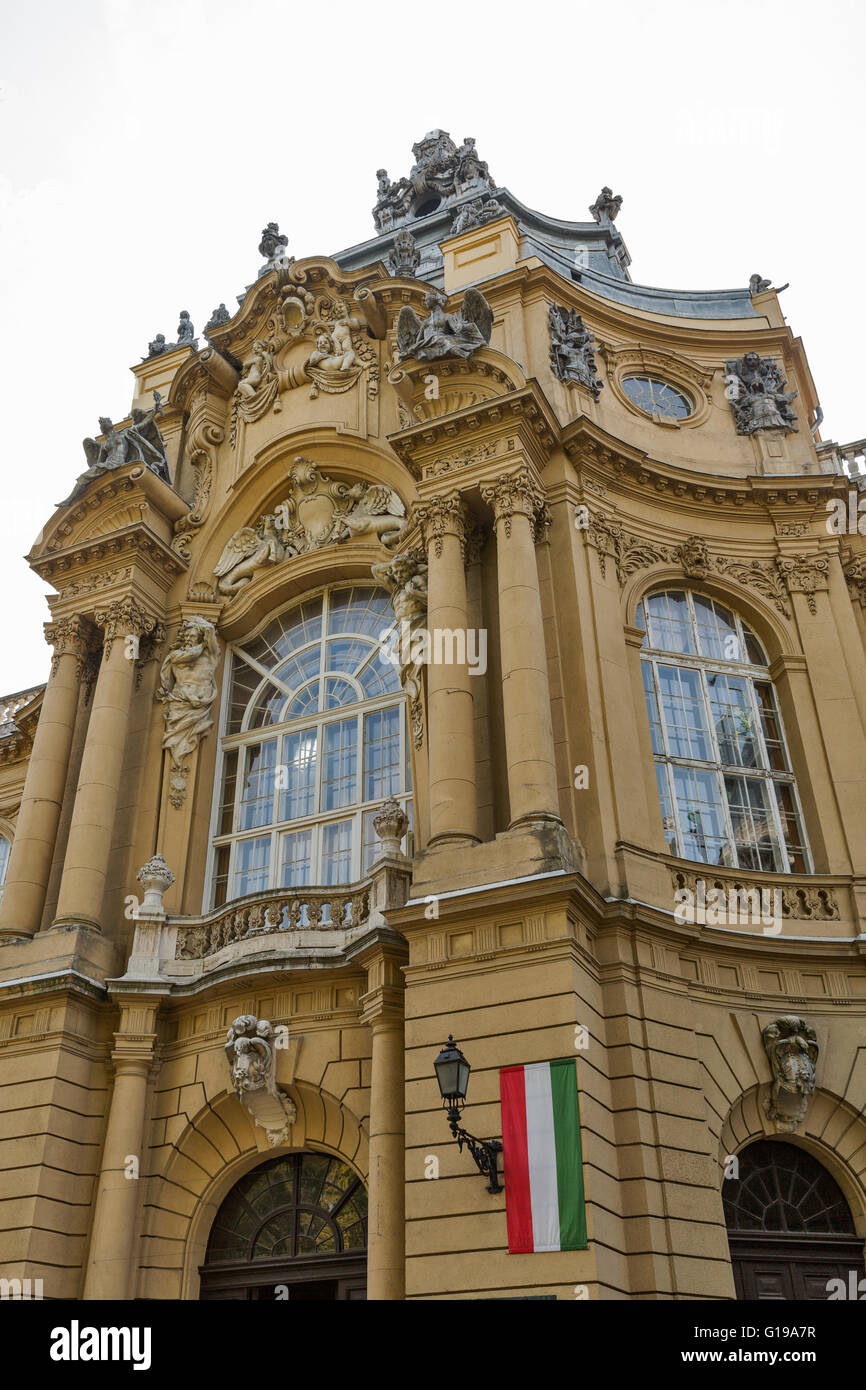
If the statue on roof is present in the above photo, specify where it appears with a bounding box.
[388,227,421,278]
[205,303,231,333]
[589,187,622,225]
[396,287,493,362]
[59,393,170,506]
[373,131,495,231]
[146,332,169,358]
[450,195,507,236]
[258,222,291,277]
[176,310,195,345]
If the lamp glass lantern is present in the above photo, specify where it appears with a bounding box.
[433,1034,471,1108]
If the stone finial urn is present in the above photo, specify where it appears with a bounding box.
[372,796,409,857]
[135,854,175,915]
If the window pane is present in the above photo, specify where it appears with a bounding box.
[212,845,230,908]
[657,665,711,760]
[364,707,401,800]
[218,750,238,835]
[672,767,731,865]
[234,835,270,896]
[646,591,695,654]
[773,783,808,873]
[706,672,760,768]
[328,587,392,637]
[274,646,321,693]
[321,820,352,885]
[724,775,781,872]
[324,677,357,709]
[641,661,664,754]
[280,729,317,821]
[744,625,767,666]
[248,681,286,728]
[654,764,677,853]
[240,741,277,829]
[325,638,372,673]
[279,828,312,887]
[693,595,737,661]
[228,655,260,734]
[321,718,358,810]
[754,682,788,771]
[286,680,320,718]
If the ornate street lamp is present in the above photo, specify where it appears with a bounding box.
[433,1035,503,1193]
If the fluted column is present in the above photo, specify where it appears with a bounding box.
[481,469,561,827]
[83,996,160,1299]
[53,597,162,932]
[414,494,480,846]
[0,617,90,941]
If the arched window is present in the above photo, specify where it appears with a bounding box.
[200,1152,368,1300]
[209,584,411,908]
[638,589,809,873]
[0,836,9,904]
[723,1139,861,1300]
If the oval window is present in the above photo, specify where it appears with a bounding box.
[622,375,692,420]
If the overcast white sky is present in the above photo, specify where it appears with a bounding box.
[1,0,863,693]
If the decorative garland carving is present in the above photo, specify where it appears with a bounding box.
[776,553,830,615]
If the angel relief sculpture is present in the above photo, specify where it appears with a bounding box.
[214,457,408,597]
[214,516,288,595]
[396,287,493,362]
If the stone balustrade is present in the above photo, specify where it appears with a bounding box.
[173,884,372,960]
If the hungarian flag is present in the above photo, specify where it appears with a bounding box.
[499,1058,587,1253]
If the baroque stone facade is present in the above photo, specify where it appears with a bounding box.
[0,131,864,1309]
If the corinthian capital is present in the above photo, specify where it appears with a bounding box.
[411,493,470,559]
[480,468,545,538]
[43,616,91,678]
[94,596,163,650]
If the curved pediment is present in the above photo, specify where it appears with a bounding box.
[190,443,417,619]
[387,346,528,425]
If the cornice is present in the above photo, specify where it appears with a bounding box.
[30,523,187,593]
[562,417,846,521]
[388,381,560,478]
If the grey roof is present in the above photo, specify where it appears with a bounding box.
[333,185,759,322]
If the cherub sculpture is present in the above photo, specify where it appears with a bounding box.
[214,515,288,595]
[334,483,408,548]
[396,287,493,362]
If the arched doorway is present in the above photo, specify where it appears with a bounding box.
[200,1151,368,1300]
[723,1139,863,1299]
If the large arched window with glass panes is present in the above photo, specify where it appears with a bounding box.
[208,584,411,909]
[637,589,809,873]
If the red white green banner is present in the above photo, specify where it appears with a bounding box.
[500,1058,587,1253]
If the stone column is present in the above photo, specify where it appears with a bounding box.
[83,995,161,1299]
[481,469,561,827]
[53,597,162,932]
[359,941,406,1301]
[414,494,479,846]
[0,617,89,941]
